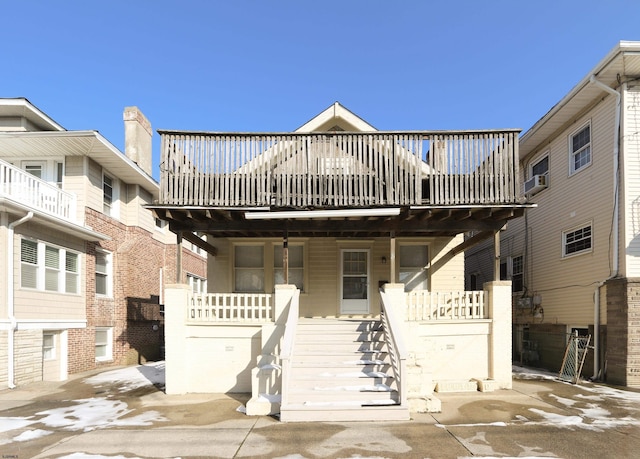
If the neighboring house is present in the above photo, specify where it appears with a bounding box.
[466,41,640,388]
[153,102,529,421]
[0,98,206,388]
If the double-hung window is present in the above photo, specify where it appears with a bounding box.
[274,244,304,290]
[95,250,112,296]
[95,327,113,361]
[43,333,55,360]
[499,255,524,292]
[187,273,207,294]
[21,239,80,293]
[398,244,428,291]
[103,174,114,216]
[570,123,591,175]
[563,223,592,257]
[234,245,264,292]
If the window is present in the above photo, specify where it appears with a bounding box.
[103,174,114,216]
[399,244,428,291]
[55,161,64,188]
[21,239,38,289]
[21,239,80,293]
[23,162,44,179]
[563,224,592,257]
[234,245,264,292]
[469,273,479,291]
[512,255,524,293]
[570,123,591,174]
[274,244,304,290]
[531,155,549,178]
[65,252,79,294]
[95,327,113,361]
[95,250,112,296]
[43,333,55,360]
[500,256,524,292]
[187,273,207,294]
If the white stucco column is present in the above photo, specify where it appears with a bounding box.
[485,281,513,389]
[274,284,297,324]
[164,284,190,394]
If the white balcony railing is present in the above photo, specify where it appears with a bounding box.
[0,160,77,221]
[188,292,274,322]
[405,290,486,321]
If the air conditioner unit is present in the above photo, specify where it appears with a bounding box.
[524,175,547,195]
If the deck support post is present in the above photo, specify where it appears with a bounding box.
[390,231,396,283]
[176,231,183,283]
[493,230,500,282]
[283,231,288,285]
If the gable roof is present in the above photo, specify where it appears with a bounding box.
[520,41,640,159]
[0,98,65,132]
[295,102,377,132]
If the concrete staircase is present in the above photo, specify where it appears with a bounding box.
[279,318,410,422]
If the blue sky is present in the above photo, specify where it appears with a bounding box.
[2,1,640,179]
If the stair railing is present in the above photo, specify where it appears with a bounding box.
[380,289,408,407]
[279,289,300,407]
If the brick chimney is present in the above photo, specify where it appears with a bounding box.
[123,106,152,176]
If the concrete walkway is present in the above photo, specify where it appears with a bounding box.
[1,364,639,458]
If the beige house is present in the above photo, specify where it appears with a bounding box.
[154,103,528,421]
[0,98,206,387]
[466,41,640,388]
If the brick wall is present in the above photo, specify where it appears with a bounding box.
[606,277,640,387]
[68,208,206,374]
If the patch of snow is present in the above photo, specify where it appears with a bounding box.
[236,405,247,414]
[258,393,281,403]
[85,361,165,392]
[0,417,35,433]
[549,394,578,407]
[12,428,52,442]
[35,397,167,432]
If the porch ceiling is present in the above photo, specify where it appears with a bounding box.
[148,205,530,238]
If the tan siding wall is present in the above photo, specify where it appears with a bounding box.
[501,95,616,326]
[623,85,640,276]
[64,156,88,224]
[12,222,86,321]
[86,159,104,214]
[209,236,466,317]
[0,215,8,317]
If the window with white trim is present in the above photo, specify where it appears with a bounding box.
[563,224,592,257]
[234,245,264,292]
[43,333,55,360]
[398,244,428,291]
[95,250,112,296]
[274,244,304,291]
[95,327,113,361]
[187,273,207,294]
[512,255,524,293]
[570,123,591,175]
[20,239,80,293]
[103,173,117,217]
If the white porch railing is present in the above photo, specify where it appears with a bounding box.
[280,289,300,407]
[188,293,274,322]
[405,290,486,321]
[380,289,408,407]
[0,159,77,220]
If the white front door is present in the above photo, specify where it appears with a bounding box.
[340,249,370,314]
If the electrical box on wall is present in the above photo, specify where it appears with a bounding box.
[517,297,532,308]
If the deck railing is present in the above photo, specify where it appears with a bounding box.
[405,290,486,321]
[159,130,520,208]
[188,292,274,322]
[0,159,77,220]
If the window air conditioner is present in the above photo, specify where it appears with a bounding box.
[524,175,547,194]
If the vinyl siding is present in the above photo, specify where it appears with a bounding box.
[12,223,86,321]
[499,94,616,326]
[623,85,640,276]
[63,156,88,224]
[209,235,466,317]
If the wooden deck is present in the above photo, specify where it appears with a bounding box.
[158,130,520,208]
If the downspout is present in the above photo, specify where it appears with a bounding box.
[7,211,33,389]
[589,75,622,380]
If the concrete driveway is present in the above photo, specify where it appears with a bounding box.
[1,363,639,458]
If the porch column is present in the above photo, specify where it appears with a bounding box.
[485,280,512,389]
[176,231,183,283]
[390,231,396,283]
[164,284,190,394]
[493,230,500,281]
[282,231,288,285]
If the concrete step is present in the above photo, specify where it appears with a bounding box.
[279,403,410,422]
[289,373,395,389]
[286,385,399,404]
[295,341,387,352]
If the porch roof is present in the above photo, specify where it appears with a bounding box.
[148,204,530,239]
